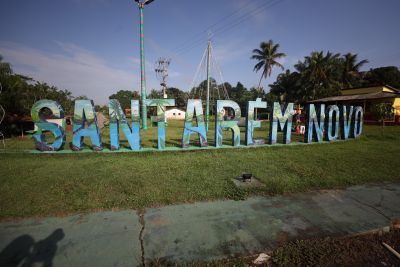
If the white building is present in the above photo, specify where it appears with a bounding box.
[165,108,185,120]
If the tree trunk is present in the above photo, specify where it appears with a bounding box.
[257,74,263,89]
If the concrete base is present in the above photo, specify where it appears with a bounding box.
[231,176,266,188]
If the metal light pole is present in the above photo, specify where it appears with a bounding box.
[135,0,154,129]
[205,38,211,132]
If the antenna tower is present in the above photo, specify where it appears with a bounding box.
[154,58,171,99]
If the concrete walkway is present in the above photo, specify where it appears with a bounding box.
[1,182,400,266]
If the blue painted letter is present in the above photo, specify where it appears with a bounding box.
[353,106,363,138]
[339,105,354,140]
[182,99,208,148]
[144,99,175,150]
[215,100,241,147]
[31,100,66,151]
[72,100,102,151]
[109,99,141,150]
[269,102,294,144]
[324,105,339,141]
[305,104,325,143]
[246,98,267,145]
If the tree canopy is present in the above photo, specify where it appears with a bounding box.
[109,90,140,111]
[362,66,400,88]
[269,51,398,104]
[251,40,286,89]
[0,56,87,116]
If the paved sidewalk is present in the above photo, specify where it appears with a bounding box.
[1,182,400,266]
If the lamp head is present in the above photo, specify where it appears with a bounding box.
[134,0,154,4]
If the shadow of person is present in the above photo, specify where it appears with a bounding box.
[0,234,34,267]
[22,228,65,267]
[0,228,65,267]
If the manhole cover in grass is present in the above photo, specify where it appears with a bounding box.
[231,174,265,189]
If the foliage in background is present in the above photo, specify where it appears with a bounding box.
[1,47,400,130]
[362,66,400,88]
[270,51,373,103]
[108,90,140,111]
[342,52,369,88]
[372,102,394,134]
[0,55,86,116]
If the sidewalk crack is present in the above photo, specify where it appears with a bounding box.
[348,196,391,221]
[137,209,146,267]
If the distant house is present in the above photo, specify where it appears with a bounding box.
[165,108,185,120]
[310,85,400,124]
[95,112,107,129]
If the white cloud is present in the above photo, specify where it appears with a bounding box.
[231,0,270,27]
[212,39,252,63]
[0,41,139,105]
[168,69,180,78]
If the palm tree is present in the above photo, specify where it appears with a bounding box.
[0,55,12,77]
[251,40,286,89]
[342,53,368,88]
[295,51,341,100]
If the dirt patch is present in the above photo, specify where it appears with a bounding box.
[270,228,400,267]
[147,228,400,266]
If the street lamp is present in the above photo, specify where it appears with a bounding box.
[134,0,154,129]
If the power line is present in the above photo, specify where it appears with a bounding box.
[170,0,272,56]
[171,0,283,57]
[212,0,283,39]
[169,0,260,54]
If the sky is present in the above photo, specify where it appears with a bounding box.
[0,0,399,105]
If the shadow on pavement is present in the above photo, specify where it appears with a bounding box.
[0,228,65,267]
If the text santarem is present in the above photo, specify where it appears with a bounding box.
[30,98,363,152]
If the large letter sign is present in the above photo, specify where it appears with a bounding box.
[305,104,325,143]
[325,105,340,141]
[72,100,102,151]
[109,99,141,151]
[182,99,208,148]
[215,100,241,147]
[353,106,363,138]
[246,98,267,145]
[29,99,365,153]
[340,105,354,140]
[144,99,175,150]
[269,102,294,144]
[31,100,66,151]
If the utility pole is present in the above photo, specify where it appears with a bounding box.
[154,58,171,99]
[205,36,211,132]
[0,83,5,148]
[134,0,154,129]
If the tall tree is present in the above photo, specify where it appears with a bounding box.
[363,66,400,88]
[295,51,342,100]
[109,90,140,110]
[166,87,187,108]
[251,40,286,89]
[341,53,368,88]
[0,55,12,77]
[269,70,302,103]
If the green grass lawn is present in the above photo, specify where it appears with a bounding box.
[0,121,399,218]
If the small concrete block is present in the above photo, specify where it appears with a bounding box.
[231,176,266,188]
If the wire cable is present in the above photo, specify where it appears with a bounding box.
[171,0,279,57]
